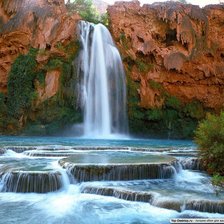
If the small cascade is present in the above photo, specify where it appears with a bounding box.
[185,200,224,214]
[24,151,76,157]
[180,158,204,171]
[0,171,63,193]
[4,147,37,153]
[59,162,178,182]
[81,186,155,203]
[77,21,128,137]
[81,185,224,214]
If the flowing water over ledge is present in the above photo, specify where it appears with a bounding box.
[0,136,223,224]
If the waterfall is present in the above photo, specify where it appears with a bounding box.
[77,21,128,138]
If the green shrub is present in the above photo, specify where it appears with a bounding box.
[146,109,163,121]
[7,48,38,118]
[184,100,205,119]
[149,80,162,90]
[0,93,6,110]
[165,95,181,110]
[120,32,129,50]
[136,60,153,73]
[36,70,46,86]
[212,174,224,188]
[195,112,224,176]
[66,0,100,24]
[55,42,65,51]
[45,58,63,71]
[100,13,109,26]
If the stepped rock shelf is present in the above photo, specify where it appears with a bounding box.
[58,152,179,181]
[0,157,64,193]
[0,138,223,223]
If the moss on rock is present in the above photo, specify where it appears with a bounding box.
[0,40,82,135]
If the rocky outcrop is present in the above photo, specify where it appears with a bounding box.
[0,0,80,94]
[0,0,82,135]
[108,1,224,111]
[36,69,61,102]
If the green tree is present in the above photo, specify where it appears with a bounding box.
[195,112,224,176]
[66,0,100,23]
[179,0,187,3]
[7,49,38,119]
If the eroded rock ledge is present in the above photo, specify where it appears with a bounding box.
[0,0,80,93]
[108,1,224,110]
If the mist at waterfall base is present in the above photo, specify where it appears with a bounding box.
[70,21,128,139]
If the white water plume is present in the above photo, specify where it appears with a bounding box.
[77,21,128,138]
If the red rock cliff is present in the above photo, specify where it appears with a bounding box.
[0,0,80,93]
[108,1,224,111]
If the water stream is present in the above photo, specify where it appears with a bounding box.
[77,21,128,138]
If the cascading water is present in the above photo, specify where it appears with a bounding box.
[77,21,128,137]
[0,138,224,223]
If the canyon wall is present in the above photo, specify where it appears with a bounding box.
[0,0,81,134]
[108,1,224,138]
[0,0,79,93]
[0,0,224,138]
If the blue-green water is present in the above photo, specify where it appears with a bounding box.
[0,136,223,224]
[0,136,194,148]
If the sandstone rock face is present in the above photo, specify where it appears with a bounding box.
[0,0,80,94]
[36,69,61,102]
[108,1,224,110]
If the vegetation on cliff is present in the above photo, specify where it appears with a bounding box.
[108,1,224,138]
[126,60,205,139]
[7,49,39,119]
[195,112,224,186]
[0,41,82,135]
